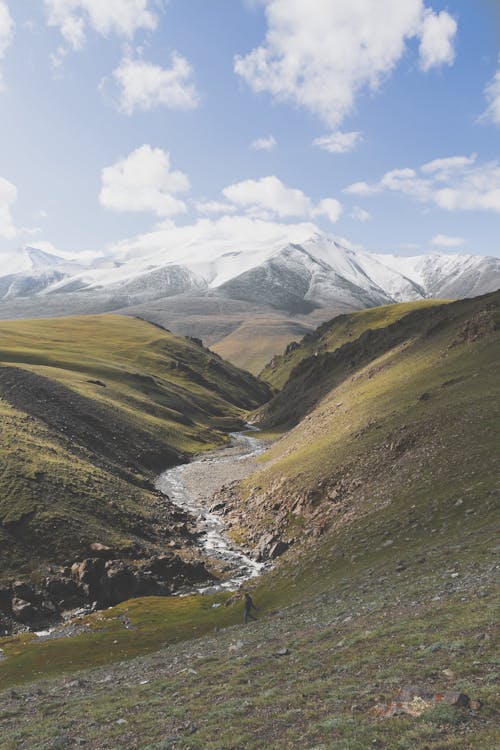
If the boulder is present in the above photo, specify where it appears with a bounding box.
[105,564,138,605]
[71,558,107,604]
[146,554,178,578]
[11,597,38,624]
[269,541,289,559]
[12,581,35,602]
[435,691,470,709]
[45,576,85,608]
[135,571,165,597]
[89,543,115,558]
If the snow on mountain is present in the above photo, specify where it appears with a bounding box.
[0,236,497,313]
[0,247,86,302]
[371,252,500,299]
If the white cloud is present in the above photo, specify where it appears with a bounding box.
[0,176,17,238]
[44,0,158,50]
[419,9,457,72]
[431,234,464,247]
[99,145,190,217]
[344,181,379,197]
[109,53,199,115]
[350,206,371,222]
[108,214,320,262]
[223,176,311,218]
[235,0,457,128]
[421,155,477,174]
[222,175,342,224]
[344,155,500,213]
[195,200,237,215]
[480,58,500,126]
[313,198,343,224]
[0,0,14,88]
[313,131,362,154]
[250,135,277,151]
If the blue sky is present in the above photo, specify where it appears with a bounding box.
[0,0,498,259]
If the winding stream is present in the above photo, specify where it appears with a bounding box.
[155,430,267,595]
[34,430,266,638]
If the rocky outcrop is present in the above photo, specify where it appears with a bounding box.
[0,551,215,633]
[372,685,477,718]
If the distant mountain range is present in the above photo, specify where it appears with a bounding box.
[0,236,498,371]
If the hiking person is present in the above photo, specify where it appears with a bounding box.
[243,592,258,624]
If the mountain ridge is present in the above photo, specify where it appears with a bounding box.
[0,235,498,314]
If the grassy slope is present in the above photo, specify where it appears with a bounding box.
[260,298,447,389]
[0,295,498,749]
[211,314,314,374]
[0,315,270,576]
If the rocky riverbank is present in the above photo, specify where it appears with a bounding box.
[0,432,270,636]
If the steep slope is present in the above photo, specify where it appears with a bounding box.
[260,298,447,390]
[373,251,500,299]
[227,291,499,553]
[0,315,270,579]
[215,242,395,313]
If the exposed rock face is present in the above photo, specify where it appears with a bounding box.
[254,534,290,561]
[11,598,37,624]
[12,582,35,602]
[45,576,86,609]
[0,551,215,633]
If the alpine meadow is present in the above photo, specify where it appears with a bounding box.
[0,2,498,750]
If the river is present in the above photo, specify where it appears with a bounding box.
[155,430,268,595]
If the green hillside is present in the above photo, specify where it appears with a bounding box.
[0,294,498,750]
[260,298,447,389]
[240,292,499,541]
[0,315,270,577]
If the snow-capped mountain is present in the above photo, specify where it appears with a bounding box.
[0,235,498,318]
[0,246,85,302]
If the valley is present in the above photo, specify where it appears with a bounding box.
[0,291,498,750]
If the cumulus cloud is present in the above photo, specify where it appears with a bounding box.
[313,131,362,154]
[431,234,464,247]
[108,214,320,262]
[44,0,158,50]
[99,145,190,217]
[223,176,311,218]
[222,175,342,224]
[313,198,343,224]
[480,58,500,126]
[350,206,371,222]
[108,53,199,115]
[0,0,14,88]
[419,9,457,72]
[235,0,457,127]
[195,200,237,215]
[0,176,17,238]
[421,155,477,174]
[250,135,277,151]
[344,154,500,213]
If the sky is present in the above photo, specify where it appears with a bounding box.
[0,0,499,261]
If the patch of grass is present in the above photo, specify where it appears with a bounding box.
[0,593,242,685]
